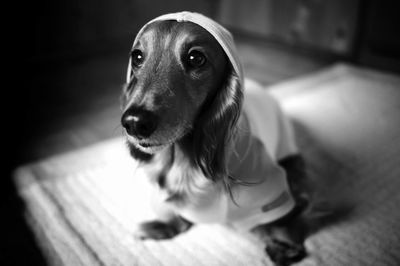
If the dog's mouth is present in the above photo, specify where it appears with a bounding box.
[124,124,191,155]
[138,142,154,148]
[125,134,170,154]
[136,141,169,153]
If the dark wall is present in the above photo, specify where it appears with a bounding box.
[358,0,400,72]
[219,0,360,56]
[27,0,218,62]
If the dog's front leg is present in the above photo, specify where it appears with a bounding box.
[135,188,193,240]
[136,215,192,240]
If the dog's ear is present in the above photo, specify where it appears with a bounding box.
[192,70,243,186]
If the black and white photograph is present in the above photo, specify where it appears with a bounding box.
[3,0,400,265]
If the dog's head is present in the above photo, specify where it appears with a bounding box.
[121,12,243,182]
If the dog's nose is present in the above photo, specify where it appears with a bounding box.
[121,108,158,139]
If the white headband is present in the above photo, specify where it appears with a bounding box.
[126,11,244,87]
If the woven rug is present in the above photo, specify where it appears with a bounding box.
[14,64,400,266]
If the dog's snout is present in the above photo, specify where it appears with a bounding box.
[121,108,158,139]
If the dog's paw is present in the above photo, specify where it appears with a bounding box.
[265,239,307,266]
[135,220,180,240]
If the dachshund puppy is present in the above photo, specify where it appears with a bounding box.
[121,12,311,266]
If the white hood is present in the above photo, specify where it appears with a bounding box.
[126,11,244,87]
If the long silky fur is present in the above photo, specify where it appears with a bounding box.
[192,70,243,192]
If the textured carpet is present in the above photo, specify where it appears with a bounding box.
[14,64,400,266]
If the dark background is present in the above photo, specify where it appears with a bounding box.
[3,0,400,265]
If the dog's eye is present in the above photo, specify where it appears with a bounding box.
[131,49,144,68]
[187,50,206,68]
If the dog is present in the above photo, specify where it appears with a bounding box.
[121,12,312,266]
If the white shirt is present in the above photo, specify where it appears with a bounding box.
[176,80,298,231]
